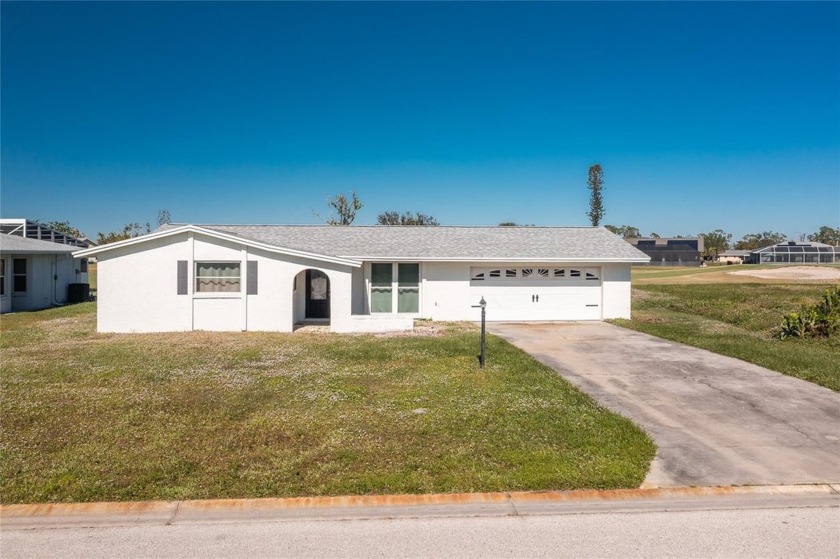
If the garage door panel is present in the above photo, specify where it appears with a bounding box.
[472,284,601,321]
[469,265,603,321]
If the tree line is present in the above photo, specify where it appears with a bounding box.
[38,164,840,252]
[601,226,840,259]
[320,191,439,226]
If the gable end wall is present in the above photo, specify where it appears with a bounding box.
[95,232,353,333]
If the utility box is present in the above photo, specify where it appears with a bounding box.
[67,283,90,303]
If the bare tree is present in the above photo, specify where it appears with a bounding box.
[322,191,363,225]
[157,209,171,227]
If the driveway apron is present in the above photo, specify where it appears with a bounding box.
[488,322,840,487]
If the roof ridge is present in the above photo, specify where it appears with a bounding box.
[185,223,603,229]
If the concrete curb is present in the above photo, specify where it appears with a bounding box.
[2,484,838,529]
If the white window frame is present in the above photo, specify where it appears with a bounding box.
[194,261,242,297]
[369,262,422,315]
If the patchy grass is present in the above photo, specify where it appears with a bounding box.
[1,304,654,504]
[613,284,840,392]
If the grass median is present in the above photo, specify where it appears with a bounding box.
[613,284,839,392]
[1,303,654,504]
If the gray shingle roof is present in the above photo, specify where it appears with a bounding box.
[1,234,79,254]
[166,224,649,262]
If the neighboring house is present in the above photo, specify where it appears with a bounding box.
[0,218,92,248]
[748,241,840,264]
[717,250,750,264]
[0,234,88,313]
[625,237,704,266]
[73,224,650,334]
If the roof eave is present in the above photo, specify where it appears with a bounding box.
[0,249,77,255]
[73,225,362,268]
[348,256,651,263]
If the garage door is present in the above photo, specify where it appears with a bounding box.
[469,266,602,321]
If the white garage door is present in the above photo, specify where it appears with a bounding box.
[469,266,602,321]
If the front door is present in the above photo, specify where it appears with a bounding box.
[305,270,330,319]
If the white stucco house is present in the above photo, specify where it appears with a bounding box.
[73,224,649,333]
[1,234,89,314]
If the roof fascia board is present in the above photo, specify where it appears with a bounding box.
[352,256,650,263]
[73,226,361,267]
[1,249,77,255]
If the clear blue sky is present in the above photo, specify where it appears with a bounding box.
[2,2,838,240]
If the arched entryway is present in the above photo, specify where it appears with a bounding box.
[293,269,331,324]
[305,269,330,319]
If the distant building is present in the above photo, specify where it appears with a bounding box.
[748,241,839,264]
[0,235,89,313]
[717,250,750,265]
[1,219,92,313]
[625,237,704,266]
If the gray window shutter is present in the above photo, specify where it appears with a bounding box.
[247,261,258,295]
[177,261,188,295]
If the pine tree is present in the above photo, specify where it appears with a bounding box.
[586,164,605,226]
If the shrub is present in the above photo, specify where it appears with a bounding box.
[777,287,840,339]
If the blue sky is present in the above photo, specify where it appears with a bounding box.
[2,2,838,240]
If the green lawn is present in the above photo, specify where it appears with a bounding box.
[1,304,654,504]
[613,284,840,392]
[632,263,840,282]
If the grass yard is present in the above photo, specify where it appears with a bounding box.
[1,304,654,504]
[613,283,840,392]
[632,263,840,284]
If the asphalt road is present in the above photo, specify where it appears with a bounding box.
[3,491,839,559]
[488,322,840,487]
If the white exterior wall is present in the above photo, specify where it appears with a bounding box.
[97,235,193,332]
[96,232,355,333]
[0,253,82,313]
[417,261,632,321]
[292,271,306,324]
[0,256,10,313]
[345,261,634,323]
[600,263,632,319]
[351,267,365,315]
[419,262,475,321]
[94,230,635,333]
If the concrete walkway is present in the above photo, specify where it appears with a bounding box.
[488,322,840,487]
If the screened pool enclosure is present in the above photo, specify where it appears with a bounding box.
[751,242,839,264]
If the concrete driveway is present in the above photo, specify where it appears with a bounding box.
[488,322,840,487]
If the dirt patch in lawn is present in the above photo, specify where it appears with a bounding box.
[728,266,840,281]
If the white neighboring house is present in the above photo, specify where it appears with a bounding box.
[717,249,750,264]
[73,225,650,333]
[0,235,88,313]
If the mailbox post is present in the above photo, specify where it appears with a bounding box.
[472,297,487,368]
